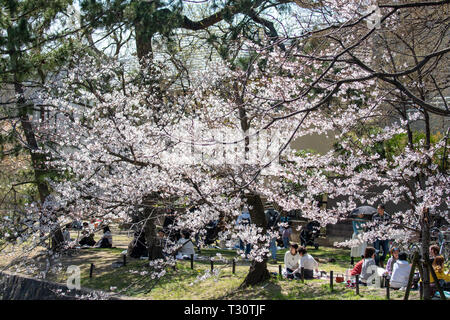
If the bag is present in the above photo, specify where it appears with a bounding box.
[336,275,345,283]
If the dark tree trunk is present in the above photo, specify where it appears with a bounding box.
[15,80,64,250]
[134,2,154,62]
[241,259,271,288]
[240,193,271,288]
[146,215,161,260]
[127,194,164,260]
[421,211,432,300]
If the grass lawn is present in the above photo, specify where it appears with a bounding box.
[39,244,419,300]
[0,228,419,300]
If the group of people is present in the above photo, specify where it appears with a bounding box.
[236,206,293,262]
[350,245,450,291]
[63,221,113,248]
[348,203,450,293]
[351,204,391,267]
[284,243,319,279]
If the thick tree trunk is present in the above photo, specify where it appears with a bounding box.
[135,26,153,62]
[240,193,271,288]
[241,259,271,288]
[132,195,163,260]
[15,80,64,250]
[134,2,154,62]
[146,216,161,260]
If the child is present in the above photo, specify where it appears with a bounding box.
[297,246,319,279]
[429,244,440,263]
[284,243,301,279]
[430,256,450,287]
[385,247,399,275]
[390,252,411,289]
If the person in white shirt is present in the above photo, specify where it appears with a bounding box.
[298,246,319,279]
[284,244,301,279]
[176,230,195,259]
[389,252,411,289]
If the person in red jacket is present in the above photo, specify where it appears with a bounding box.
[351,259,364,276]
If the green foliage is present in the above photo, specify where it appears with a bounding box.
[334,126,448,173]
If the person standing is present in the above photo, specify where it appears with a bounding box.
[372,204,391,267]
[266,208,280,263]
[282,222,293,249]
[350,212,367,263]
[236,206,252,258]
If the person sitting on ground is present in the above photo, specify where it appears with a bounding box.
[351,258,364,276]
[429,244,440,264]
[390,252,411,289]
[95,226,113,248]
[297,246,319,279]
[385,247,400,275]
[430,255,450,290]
[284,243,301,279]
[176,230,195,259]
[79,222,96,247]
[360,247,377,285]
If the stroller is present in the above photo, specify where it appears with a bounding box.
[300,221,320,250]
[204,220,220,246]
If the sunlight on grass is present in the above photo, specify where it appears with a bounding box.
[2,243,420,300]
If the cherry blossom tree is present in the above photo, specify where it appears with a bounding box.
[1,0,448,297]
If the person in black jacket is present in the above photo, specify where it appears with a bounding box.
[372,205,391,267]
[95,226,113,248]
[79,222,96,246]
